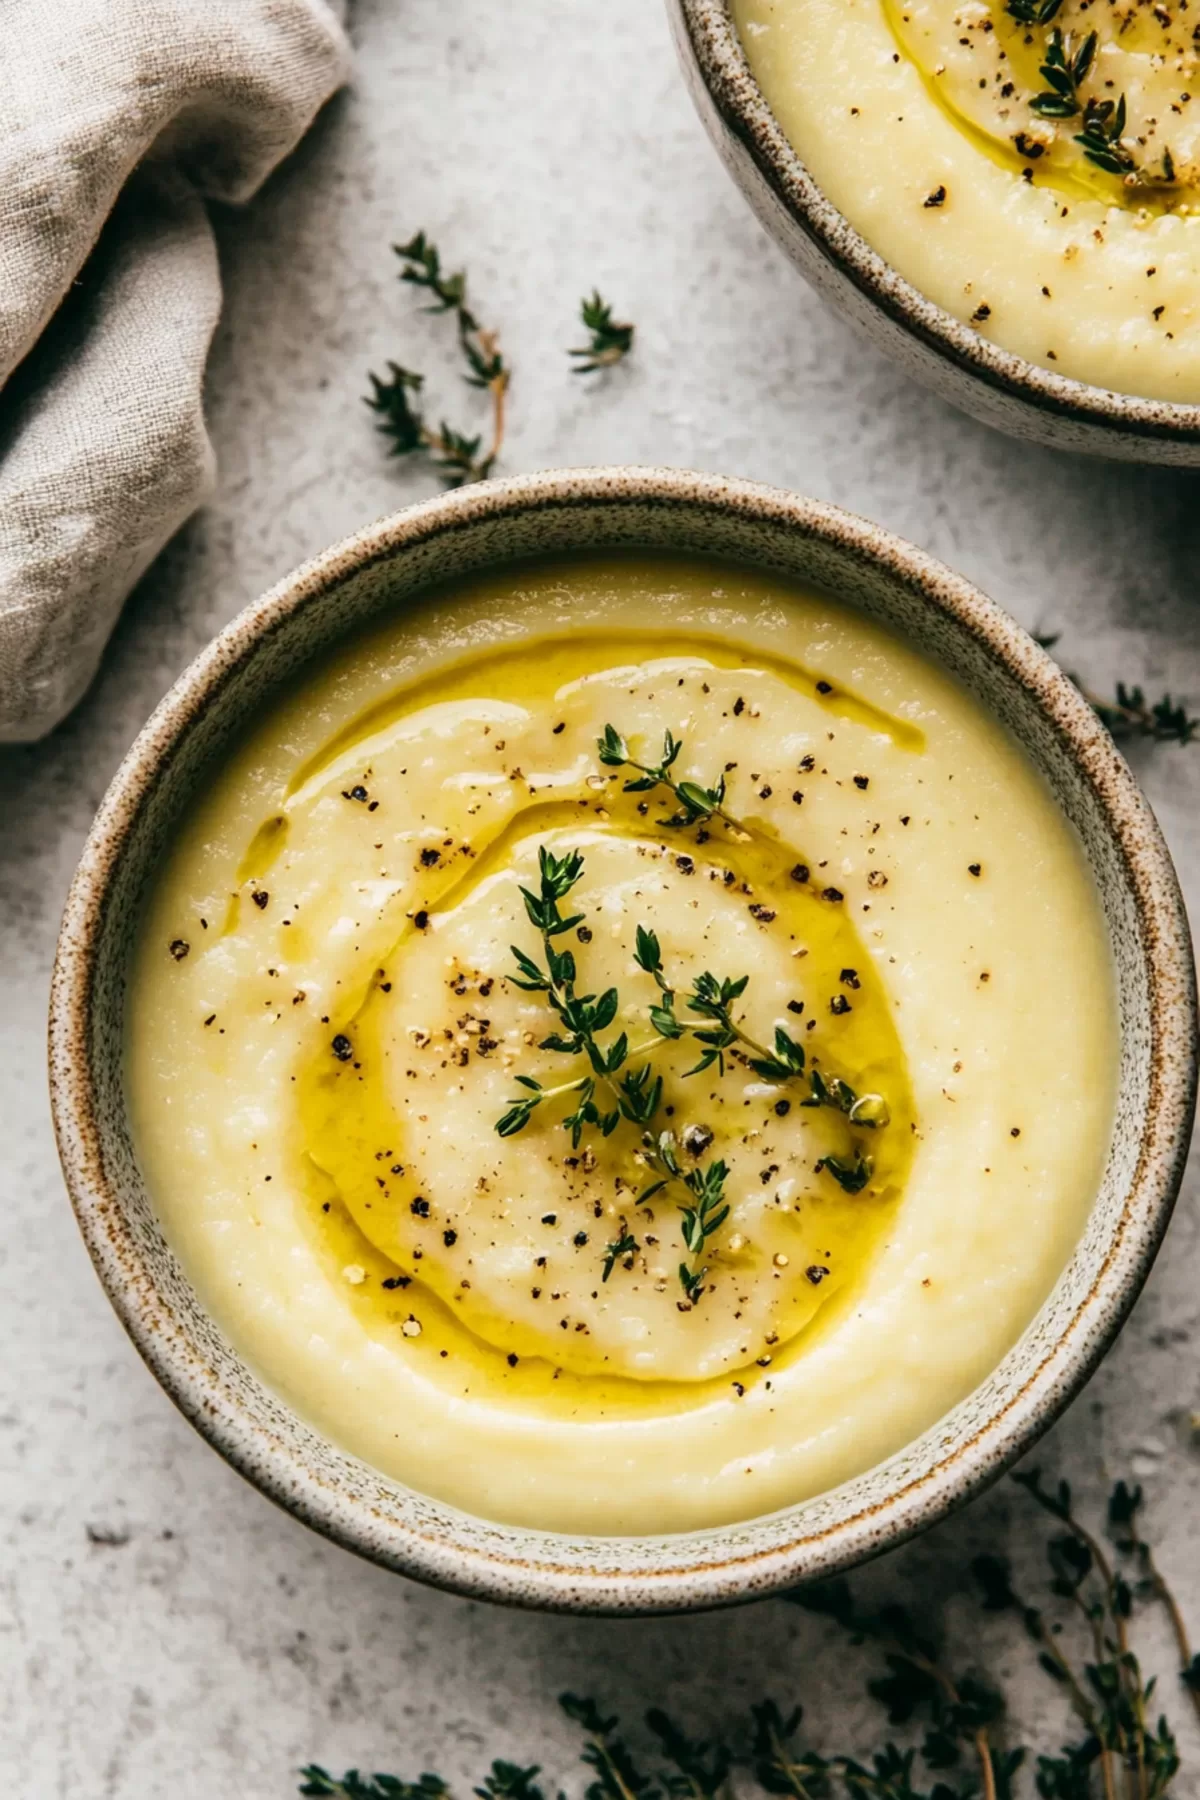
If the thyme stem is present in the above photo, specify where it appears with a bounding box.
[366,231,511,487]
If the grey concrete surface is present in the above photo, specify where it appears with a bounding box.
[3,0,1200,1793]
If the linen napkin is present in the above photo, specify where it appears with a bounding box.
[0,0,351,744]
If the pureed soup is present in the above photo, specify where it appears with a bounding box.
[734,0,1200,401]
[127,555,1117,1535]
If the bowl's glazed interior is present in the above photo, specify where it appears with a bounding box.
[50,469,1196,1612]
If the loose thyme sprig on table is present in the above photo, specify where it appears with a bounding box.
[366,231,510,486]
[1036,634,1199,745]
[570,292,635,374]
[302,1474,1200,1800]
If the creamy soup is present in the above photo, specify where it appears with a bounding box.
[734,0,1200,399]
[127,555,1117,1535]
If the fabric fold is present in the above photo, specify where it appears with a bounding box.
[0,0,351,742]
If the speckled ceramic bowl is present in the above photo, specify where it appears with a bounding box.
[50,468,1196,1612]
[669,0,1200,465]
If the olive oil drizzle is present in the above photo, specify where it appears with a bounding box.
[218,628,921,940]
[214,633,919,1413]
[298,804,914,1402]
[287,629,923,805]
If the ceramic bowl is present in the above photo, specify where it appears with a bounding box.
[50,467,1196,1612]
[668,0,1200,465]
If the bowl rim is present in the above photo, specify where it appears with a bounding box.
[49,465,1197,1612]
[673,0,1200,444]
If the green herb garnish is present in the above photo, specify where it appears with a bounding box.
[300,1772,451,1798]
[1008,15,1139,183]
[570,292,635,374]
[496,708,900,1280]
[635,927,888,1133]
[601,1230,639,1282]
[1036,634,1199,744]
[1029,28,1096,121]
[1075,95,1136,177]
[366,231,509,487]
[597,726,741,830]
[1005,0,1063,25]
[495,845,731,1302]
[304,1473,1200,1799]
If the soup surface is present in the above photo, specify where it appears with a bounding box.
[734,0,1200,399]
[127,555,1117,1534]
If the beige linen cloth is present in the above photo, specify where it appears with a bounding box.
[0,0,351,743]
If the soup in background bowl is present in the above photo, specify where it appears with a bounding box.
[670,0,1200,463]
[50,468,1196,1609]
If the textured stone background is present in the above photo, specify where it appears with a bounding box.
[2,0,1199,1793]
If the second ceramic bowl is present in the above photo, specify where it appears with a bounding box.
[50,468,1196,1611]
[669,0,1200,465]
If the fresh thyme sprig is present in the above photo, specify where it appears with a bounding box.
[494,845,732,1301]
[1075,95,1136,177]
[303,1469,1199,1799]
[633,928,884,1197]
[1109,1481,1200,1730]
[636,928,889,1126]
[1035,634,1199,746]
[1008,19,1139,181]
[1028,28,1096,122]
[366,231,510,487]
[646,1711,734,1800]
[570,293,636,374]
[597,726,742,831]
[560,1697,661,1800]
[792,1578,1012,1800]
[634,1134,731,1307]
[499,845,624,1148]
[366,364,502,487]
[300,1772,451,1799]
[396,232,508,394]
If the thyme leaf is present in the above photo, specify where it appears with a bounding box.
[602,1229,639,1282]
[570,292,635,374]
[1075,94,1136,177]
[1006,0,1063,23]
[815,1153,873,1196]
[1011,14,1138,180]
[1035,633,1199,745]
[1028,29,1096,122]
[634,928,887,1192]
